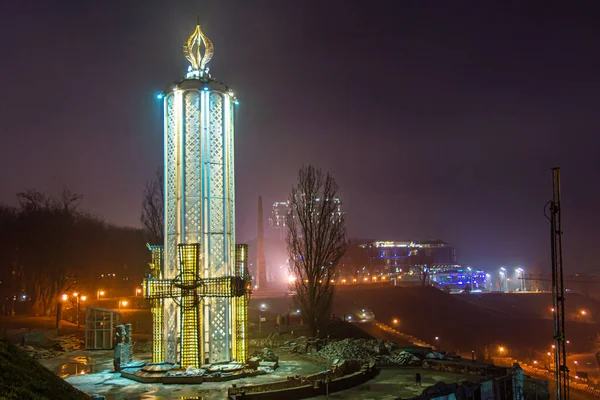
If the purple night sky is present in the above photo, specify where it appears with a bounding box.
[1,1,599,272]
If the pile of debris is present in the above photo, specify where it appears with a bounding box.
[247,348,279,373]
[51,334,84,352]
[283,336,326,354]
[286,337,451,367]
[315,338,392,362]
[18,345,62,360]
[18,334,84,360]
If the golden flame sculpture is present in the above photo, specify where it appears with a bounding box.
[183,18,214,72]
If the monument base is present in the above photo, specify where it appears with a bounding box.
[120,361,265,384]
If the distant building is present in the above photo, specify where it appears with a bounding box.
[360,240,457,275]
[269,198,342,240]
[269,201,290,240]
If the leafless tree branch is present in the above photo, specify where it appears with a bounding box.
[286,165,347,336]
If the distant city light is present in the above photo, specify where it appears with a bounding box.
[498,346,506,353]
[580,309,587,316]
[392,318,399,325]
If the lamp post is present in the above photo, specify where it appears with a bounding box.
[97,290,105,300]
[499,267,507,291]
[467,267,473,289]
[259,303,266,333]
[73,293,86,330]
[515,268,524,291]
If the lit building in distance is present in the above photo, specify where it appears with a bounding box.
[269,201,290,240]
[361,240,457,275]
[144,20,249,368]
[269,198,342,240]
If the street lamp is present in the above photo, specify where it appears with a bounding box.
[499,268,507,291]
[119,300,128,309]
[97,290,105,300]
[73,292,84,330]
[259,303,266,333]
[515,268,524,291]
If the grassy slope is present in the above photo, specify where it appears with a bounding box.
[0,338,89,400]
[333,286,599,356]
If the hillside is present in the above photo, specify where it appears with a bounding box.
[332,286,599,357]
[0,338,89,400]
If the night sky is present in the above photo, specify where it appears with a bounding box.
[1,1,599,273]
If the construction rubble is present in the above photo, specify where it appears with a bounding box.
[282,337,454,367]
[18,334,84,360]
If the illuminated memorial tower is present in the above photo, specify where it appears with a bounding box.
[144,20,249,368]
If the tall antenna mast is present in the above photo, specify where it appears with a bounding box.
[546,167,569,399]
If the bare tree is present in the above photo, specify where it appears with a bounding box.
[141,168,164,244]
[286,165,347,337]
[411,250,432,287]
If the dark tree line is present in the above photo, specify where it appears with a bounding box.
[141,168,164,245]
[0,188,148,317]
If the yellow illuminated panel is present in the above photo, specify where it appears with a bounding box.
[151,301,164,363]
[178,244,202,368]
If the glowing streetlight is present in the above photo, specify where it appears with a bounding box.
[580,309,587,316]
[136,288,142,296]
[392,318,399,325]
[97,290,105,300]
[72,292,82,330]
[120,300,128,308]
[61,294,68,301]
[498,346,506,354]
[435,336,440,341]
[80,295,87,301]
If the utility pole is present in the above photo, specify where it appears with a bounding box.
[546,167,569,399]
